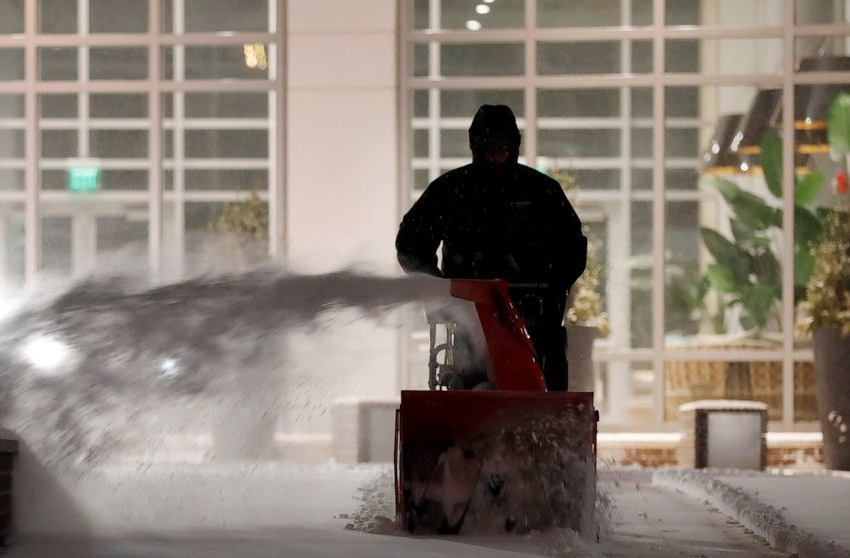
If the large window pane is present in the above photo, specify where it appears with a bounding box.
[0,49,24,81]
[666,39,783,75]
[538,41,652,75]
[538,0,653,28]
[90,48,148,80]
[440,0,524,30]
[90,0,148,33]
[669,1,783,26]
[39,48,77,81]
[39,0,77,34]
[439,43,524,77]
[0,0,24,34]
[164,0,271,33]
[163,45,271,80]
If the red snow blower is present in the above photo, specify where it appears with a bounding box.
[394,279,597,535]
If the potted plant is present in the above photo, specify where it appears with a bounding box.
[549,168,610,392]
[798,208,850,469]
[796,91,850,469]
[565,240,610,391]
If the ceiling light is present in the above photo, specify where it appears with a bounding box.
[465,19,482,31]
[476,4,491,14]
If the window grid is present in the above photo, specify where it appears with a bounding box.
[0,0,285,282]
[399,0,850,429]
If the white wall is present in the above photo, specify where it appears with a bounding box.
[284,0,401,434]
[286,0,398,272]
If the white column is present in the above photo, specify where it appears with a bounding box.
[286,0,399,432]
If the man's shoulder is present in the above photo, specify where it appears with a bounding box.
[425,165,475,190]
[516,164,563,192]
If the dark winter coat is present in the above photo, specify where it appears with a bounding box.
[395,105,587,295]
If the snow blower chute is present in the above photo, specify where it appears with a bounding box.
[395,279,598,535]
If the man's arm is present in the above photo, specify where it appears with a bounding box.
[548,180,587,290]
[395,180,444,277]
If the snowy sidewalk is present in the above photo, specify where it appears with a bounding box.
[654,469,850,558]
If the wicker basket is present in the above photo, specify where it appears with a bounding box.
[664,337,817,422]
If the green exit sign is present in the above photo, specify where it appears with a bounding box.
[68,166,101,192]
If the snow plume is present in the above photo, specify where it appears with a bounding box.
[0,268,454,536]
[0,269,449,466]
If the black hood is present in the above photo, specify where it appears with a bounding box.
[469,104,521,164]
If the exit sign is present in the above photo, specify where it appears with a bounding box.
[68,166,101,192]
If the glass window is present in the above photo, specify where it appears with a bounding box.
[0,0,24,34]
[38,48,78,81]
[538,41,653,75]
[90,0,148,33]
[90,48,148,80]
[39,0,77,34]
[163,45,272,80]
[440,43,525,77]
[0,49,25,81]
[538,0,653,27]
[164,0,270,33]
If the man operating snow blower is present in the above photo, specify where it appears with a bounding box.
[396,104,587,391]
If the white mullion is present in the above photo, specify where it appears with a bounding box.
[148,0,162,280]
[173,0,186,278]
[523,0,536,165]
[0,32,277,48]
[24,0,38,282]
[427,0,440,182]
[652,0,666,428]
[78,0,89,159]
[268,0,286,258]
[782,0,795,428]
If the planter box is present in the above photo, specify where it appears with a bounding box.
[677,400,767,470]
[814,326,850,470]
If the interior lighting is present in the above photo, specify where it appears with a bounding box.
[465,19,482,31]
[484,0,495,3]
[243,43,268,70]
[476,4,491,14]
[20,333,75,376]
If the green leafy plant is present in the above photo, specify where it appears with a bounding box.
[699,131,824,331]
[797,209,850,336]
[549,168,609,335]
[565,240,610,335]
[213,189,269,263]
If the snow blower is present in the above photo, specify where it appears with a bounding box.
[394,279,598,535]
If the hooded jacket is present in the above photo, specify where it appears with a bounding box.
[396,104,587,293]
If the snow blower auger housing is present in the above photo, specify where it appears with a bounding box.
[395,279,598,535]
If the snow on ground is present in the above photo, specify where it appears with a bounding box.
[3,463,799,557]
[654,469,850,558]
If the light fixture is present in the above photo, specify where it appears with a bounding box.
[484,0,495,3]
[701,114,744,175]
[770,55,850,154]
[465,19,482,31]
[476,4,491,14]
